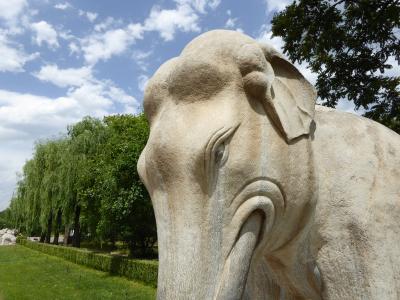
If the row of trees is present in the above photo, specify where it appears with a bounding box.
[5,114,156,257]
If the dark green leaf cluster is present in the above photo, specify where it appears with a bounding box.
[272,0,400,132]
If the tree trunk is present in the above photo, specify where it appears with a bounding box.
[45,210,53,244]
[64,224,70,246]
[128,242,135,258]
[110,232,116,249]
[39,232,46,243]
[53,209,62,245]
[140,238,147,258]
[72,205,81,248]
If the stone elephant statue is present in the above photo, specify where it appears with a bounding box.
[138,30,400,299]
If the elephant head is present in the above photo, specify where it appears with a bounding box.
[138,30,321,299]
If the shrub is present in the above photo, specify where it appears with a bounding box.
[18,238,158,287]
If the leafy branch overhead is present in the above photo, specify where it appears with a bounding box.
[271,0,400,132]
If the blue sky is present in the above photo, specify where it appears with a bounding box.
[1,0,395,210]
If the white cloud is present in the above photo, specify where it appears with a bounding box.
[34,65,92,87]
[86,12,98,22]
[0,0,38,73]
[105,85,138,113]
[175,0,221,13]
[225,11,243,33]
[81,23,144,64]
[257,27,285,52]
[68,42,80,55]
[31,21,59,49]
[58,30,74,41]
[54,2,72,10]
[0,0,27,22]
[94,17,119,32]
[32,64,139,113]
[138,74,149,92]
[79,9,98,22]
[68,83,112,112]
[0,32,38,72]
[225,17,237,29]
[132,50,153,71]
[77,0,218,65]
[294,62,317,85]
[0,90,81,129]
[264,0,293,13]
[144,4,200,41]
[205,0,221,10]
[0,0,30,34]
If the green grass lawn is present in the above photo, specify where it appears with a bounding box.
[0,245,156,300]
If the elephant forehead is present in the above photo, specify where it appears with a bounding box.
[167,59,239,101]
[144,57,241,124]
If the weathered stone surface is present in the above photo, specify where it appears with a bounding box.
[138,30,400,300]
[0,228,17,245]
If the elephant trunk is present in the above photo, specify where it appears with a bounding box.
[214,211,263,300]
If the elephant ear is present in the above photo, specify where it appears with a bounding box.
[262,45,317,142]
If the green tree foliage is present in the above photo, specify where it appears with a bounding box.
[96,114,155,257]
[271,0,400,132]
[0,208,12,228]
[7,114,155,257]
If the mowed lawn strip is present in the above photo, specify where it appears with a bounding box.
[0,245,156,300]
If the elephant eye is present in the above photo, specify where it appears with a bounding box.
[215,142,228,167]
[205,124,239,194]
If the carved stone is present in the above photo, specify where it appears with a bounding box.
[138,30,400,299]
[0,228,17,245]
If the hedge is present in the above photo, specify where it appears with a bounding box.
[17,238,158,287]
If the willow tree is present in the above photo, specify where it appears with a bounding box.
[9,153,46,236]
[31,142,54,243]
[8,139,66,240]
[65,117,107,247]
[8,189,26,233]
[21,159,41,235]
[41,139,66,245]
